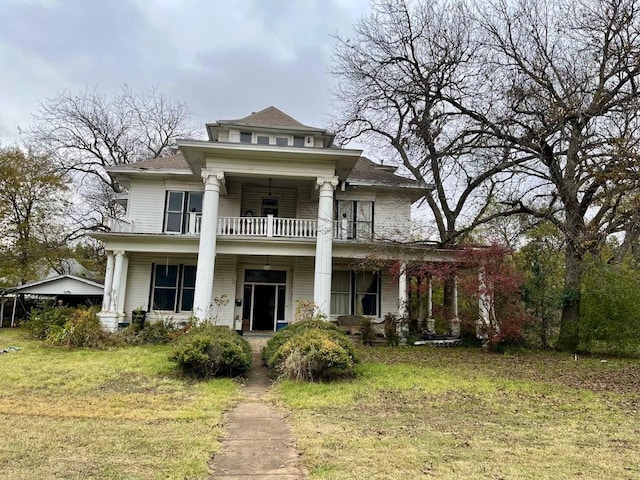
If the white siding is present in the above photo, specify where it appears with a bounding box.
[380,271,400,318]
[292,257,315,311]
[211,255,238,328]
[374,191,413,241]
[241,185,297,218]
[296,185,318,219]
[127,179,166,233]
[219,179,240,217]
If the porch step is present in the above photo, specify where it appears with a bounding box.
[242,331,273,352]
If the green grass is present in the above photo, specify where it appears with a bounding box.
[275,346,640,480]
[0,328,239,479]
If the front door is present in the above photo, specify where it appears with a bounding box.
[242,269,286,331]
[252,285,276,330]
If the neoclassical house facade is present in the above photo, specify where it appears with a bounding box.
[93,107,463,333]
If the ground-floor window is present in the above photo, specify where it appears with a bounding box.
[331,270,381,317]
[150,264,196,312]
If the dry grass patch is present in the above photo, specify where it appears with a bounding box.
[276,346,640,480]
[0,328,239,479]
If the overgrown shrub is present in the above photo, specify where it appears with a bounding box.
[170,324,252,378]
[359,317,375,345]
[46,308,114,349]
[580,257,640,357]
[268,329,357,381]
[263,319,358,381]
[261,318,341,365]
[384,313,399,346]
[23,305,74,339]
[119,318,188,345]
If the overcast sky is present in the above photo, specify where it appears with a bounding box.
[0,0,370,147]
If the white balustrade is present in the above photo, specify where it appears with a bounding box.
[187,212,202,234]
[216,216,317,238]
[107,217,133,233]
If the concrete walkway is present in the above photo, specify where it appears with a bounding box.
[208,351,308,479]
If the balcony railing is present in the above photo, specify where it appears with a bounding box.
[217,215,317,238]
[107,213,370,241]
[107,217,133,233]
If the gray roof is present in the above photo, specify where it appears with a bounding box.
[110,153,423,189]
[109,154,189,172]
[224,106,312,129]
[347,157,428,190]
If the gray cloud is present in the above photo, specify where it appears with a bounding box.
[0,0,370,145]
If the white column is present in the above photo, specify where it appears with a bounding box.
[101,251,115,312]
[109,251,126,312]
[451,275,460,337]
[193,169,225,321]
[398,262,408,318]
[116,254,129,315]
[477,267,492,339]
[426,276,435,333]
[313,176,338,316]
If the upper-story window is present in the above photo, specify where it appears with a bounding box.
[293,136,305,147]
[275,136,289,146]
[257,135,270,145]
[336,200,374,240]
[240,131,252,143]
[164,191,203,234]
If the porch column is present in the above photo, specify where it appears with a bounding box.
[116,253,129,315]
[398,262,408,318]
[426,276,435,333]
[477,267,492,339]
[109,251,126,312]
[101,251,115,312]
[193,169,225,321]
[313,176,338,316]
[450,275,460,337]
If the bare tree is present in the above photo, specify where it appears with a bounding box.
[335,0,640,349]
[331,0,527,321]
[28,85,197,195]
[441,0,640,349]
[332,0,527,247]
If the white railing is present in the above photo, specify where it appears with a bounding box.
[187,212,202,234]
[107,217,133,233]
[217,215,317,238]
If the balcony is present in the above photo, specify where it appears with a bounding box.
[107,213,370,241]
[216,215,317,238]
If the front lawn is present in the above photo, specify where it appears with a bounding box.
[275,347,640,480]
[0,328,239,479]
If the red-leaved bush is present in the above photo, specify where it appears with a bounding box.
[389,244,532,350]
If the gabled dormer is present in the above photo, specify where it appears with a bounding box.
[206,106,335,148]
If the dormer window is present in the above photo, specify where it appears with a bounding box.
[240,131,252,143]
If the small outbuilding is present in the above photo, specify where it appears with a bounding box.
[0,275,104,327]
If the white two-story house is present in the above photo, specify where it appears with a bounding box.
[93,107,460,333]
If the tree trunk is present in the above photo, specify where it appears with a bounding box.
[557,245,583,351]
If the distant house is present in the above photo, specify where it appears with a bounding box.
[0,275,104,327]
[91,107,469,334]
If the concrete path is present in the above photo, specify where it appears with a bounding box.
[208,351,308,479]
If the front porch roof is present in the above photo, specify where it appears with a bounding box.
[177,139,362,181]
